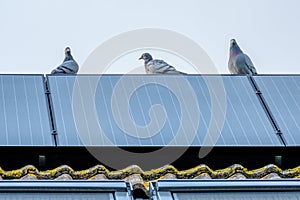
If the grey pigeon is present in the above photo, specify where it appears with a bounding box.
[139,53,186,74]
[51,47,79,74]
[228,39,257,75]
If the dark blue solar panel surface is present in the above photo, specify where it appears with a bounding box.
[254,75,300,146]
[48,75,280,147]
[0,75,53,146]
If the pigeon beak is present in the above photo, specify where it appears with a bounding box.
[230,39,236,46]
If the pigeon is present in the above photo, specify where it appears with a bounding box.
[139,53,186,74]
[51,47,79,74]
[228,39,257,75]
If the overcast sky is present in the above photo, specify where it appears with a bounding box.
[0,0,299,74]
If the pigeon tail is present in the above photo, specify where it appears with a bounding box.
[177,71,187,75]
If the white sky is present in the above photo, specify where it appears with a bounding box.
[0,0,299,74]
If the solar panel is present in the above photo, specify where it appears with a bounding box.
[0,193,112,200]
[152,180,300,200]
[254,75,300,146]
[0,75,53,146]
[47,75,281,147]
[0,181,131,200]
[174,192,300,200]
[200,75,280,146]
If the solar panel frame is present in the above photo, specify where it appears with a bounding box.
[47,74,282,147]
[0,74,54,146]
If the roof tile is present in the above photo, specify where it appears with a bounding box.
[194,173,211,179]
[1,163,300,196]
[228,173,247,179]
[88,174,108,180]
[20,174,38,180]
[161,173,177,179]
[262,173,282,179]
[54,174,73,180]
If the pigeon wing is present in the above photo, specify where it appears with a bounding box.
[52,60,79,74]
[151,59,186,74]
[244,54,257,74]
[235,54,257,75]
